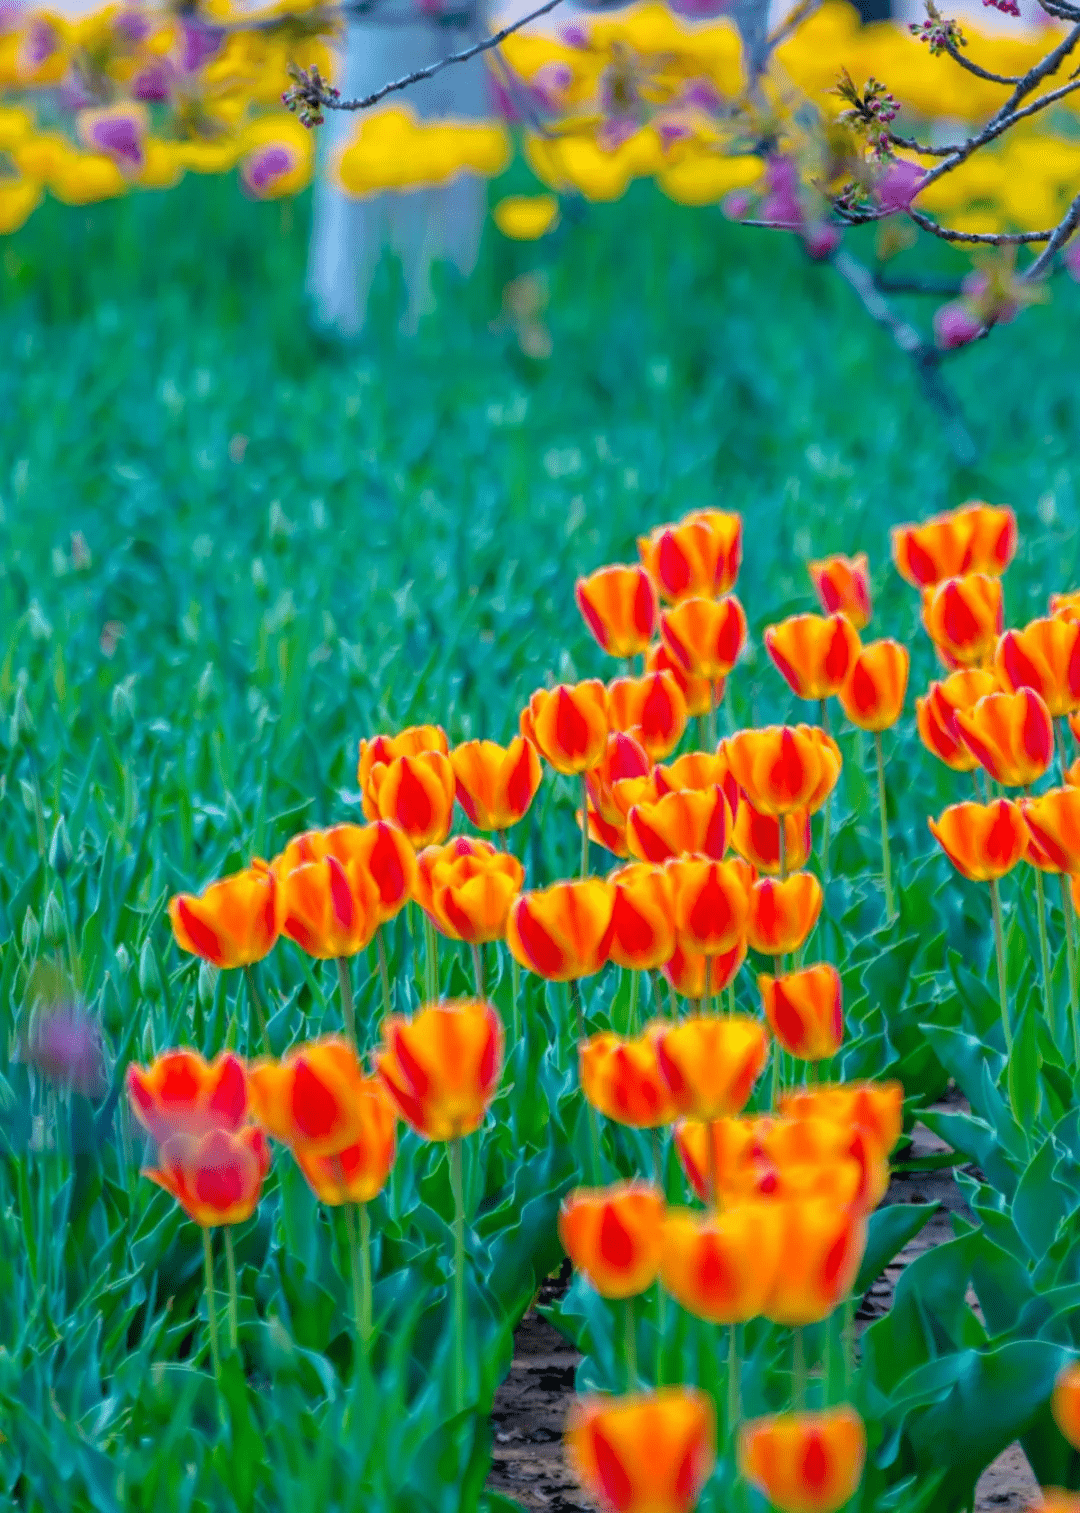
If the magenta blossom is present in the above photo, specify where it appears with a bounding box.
[82,110,145,170]
[934,301,982,349]
[876,159,925,214]
[802,222,841,260]
[132,58,171,103]
[177,19,223,74]
[242,144,295,198]
[23,1005,106,1098]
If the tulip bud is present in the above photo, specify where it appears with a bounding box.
[139,937,163,999]
[21,905,40,955]
[198,960,218,1008]
[114,942,132,977]
[10,683,34,744]
[42,890,66,949]
[19,777,37,814]
[111,676,136,731]
[49,816,73,876]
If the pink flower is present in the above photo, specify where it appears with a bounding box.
[934,301,981,350]
[876,159,925,214]
[802,222,841,259]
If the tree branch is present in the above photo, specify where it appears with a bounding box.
[1025,189,1080,279]
[907,210,1060,245]
[941,36,1020,87]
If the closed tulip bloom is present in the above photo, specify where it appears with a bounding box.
[521,680,609,774]
[752,1116,886,1211]
[292,1078,396,1205]
[627,787,729,864]
[376,998,503,1141]
[1051,591,1080,625]
[662,939,747,1000]
[278,851,382,959]
[366,750,456,848]
[929,798,1027,880]
[247,1036,370,1156]
[739,1406,866,1513]
[646,640,719,718]
[892,502,1015,588]
[724,1156,863,1211]
[747,873,823,956]
[657,1015,769,1120]
[580,1026,677,1127]
[638,509,742,602]
[559,1181,665,1297]
[807,553,871,630]
[915,669,999,772]
[764,613,861,701]
[661,1204,781,1323]
[996,618,1080,718]
[430,848,525,944]
[169,864,278,969]
[587,731,655,826]
[660,594,747,680]
[145,1125,271,1227]
[800,727,843,813]
[583,803,632,859]
[839,640,909,731]
[566,1387,717,1513]
[674,1116,759,1203]
[450,736,542,831]
[1053,1361,1080,1450]
[507,879,616,981]
[955,688,1054,787]
[724,726,824,817]
[963,501,1018,577]
[760,965,843,1062]
[414,837,494,916]
[654,750,735,802]
[1035,1493,1080,1513]
[607,671,688,760]
[358,724,449,809]
[128,1049,247,1141]
[576,563,658,658]
[1021,790,1080,874]
[608,864,678,971]
[921,574,1004,669]
[731,798,813,875]
[779,1080,904,1164]
[764,1198,867,1325]
[353,820,418,922]
[668,856,751,955]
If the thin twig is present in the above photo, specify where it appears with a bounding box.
[1024,189,1080,279]
[886,130,959,158]
[765,0,822,53]
[941,37,1020,87]
[873,272,964,295]
[907,210,1060,245]
[914,72,1080,199]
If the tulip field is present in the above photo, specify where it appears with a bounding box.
[5,174,1080,1513]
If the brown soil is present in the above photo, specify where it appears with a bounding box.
[486,1095,1040,1512]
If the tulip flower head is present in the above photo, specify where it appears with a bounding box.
[587,730,655,826]
[292,1078,397,1205]
[128,1049,247,1141]
[645,639,720,718]
[1053,1361,1080,1450]
[746,873,823,956]
[929,798,1027,880]
[566,1387,717,1513]
[654,749,738,809]
[575,562,658,658]
[507,878,616,981]
[921,573,1004,669]
[661,1203,781,1322]
[580,1026,677,1127]
[365,750,456,848]
[247,1036,372,1156]
[996,617,1080,718]
[146,1124,271,1227]
[1051,591,1080,625]
[660,594,747,680]
[521,680,609,774]
[169,863,278,969]
[667,855,751,956]
[608,863,678,971]
[657,1014,769,1120]
[559,1180,665,1297]
[779,1080,904,1166]
[449,736,542,831]
[582,803,632,859]
[915,669,999,772]
[764,613,861,702]
[421,842,525,944]
[731,797,812,875]
[376,998,503,1141]
[358,724,449,809]
[276,837,382,960]
[764,1198,867,1325]
[638,508,742,602]
[725,726,828,817]
[954,688,1053,787]
[839,640,909,732]
[892,501,1016,588]
[760,964,843,1062]
[1021,789,1080,874]
[739,1405,867,1513]
[627,786,729,864]
[662,939,747,1000]
[607,670,688,760]
[807,553,871,630]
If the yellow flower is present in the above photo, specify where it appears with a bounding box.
[493,194,560,239]
[0,106,33,152]
[0,176,42,234]
[659,150,762,207]
[337,108,510,197]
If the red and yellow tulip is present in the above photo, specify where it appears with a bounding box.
[566,1387,717,1513]
[521,681,609,774]
[660,594,747,680]
[996,617,1080,718]
[575,563,658,658]
[127,1049,248,1141]
[915,669,999,772]
[145,1125,271,1227]
[608,864,678,971]
[247,1036,372,1156]
[645,640,720,718]
[580,1026,676,1128]
[954,688,1054,788]
[376,998,503,1141]
[559,1181,665,1297]
[1021,789,1080,874]
[839,640,909,732]
[662,939,747,1001]
[656,1014,769,1120]
[638,509,742,602]
[606,670,688,760]
[507,879,616,981]
[169,864,278,969]
[764,613,861,702]
[365,751,456,848]
[929,798,1028,880]
[449,736,542,831]
[731,799,812,875]
[739,1405,866,1513]
[921,574,1004,669]
[660,1203,780,1322]
[759,965,843,1062]
[626,787,730,863]
[746,873,823,956]
[725,726,829,818]
[808,553,871,630]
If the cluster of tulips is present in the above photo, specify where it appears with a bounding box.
[126,497,1080,1511]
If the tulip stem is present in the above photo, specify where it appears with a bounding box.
[1033,866,1055,1043]
[793,1325,806,1411]
[696,715,708,751]
[571,979,603,1183]
[345,1201,372,1353]
[510,952,521,1042]
[819,699,831,879]
[843,1295,855,1391]
[651,1127,667,1386]
[202,1227,222,1388]
[668,979,679,1021]
[376,928,393,1021]
[450,1136,467,1414]
[624,1298,638,1389]
[580,774,590,879]
[874,732,896,922]
[707,1119,719,1211]
[726,982,735,1015]
[336,957,358,1050]
[424,913,440,1001]
[223,1225,239,1353]
[1056,717,1073,782]
[472,943,485,998]
[822,1309,833,1406]
[244,966,271,1057]
[989,877,1012,1055]
[627,969,639,1033]
[728,1324,741,1440]
[1061,874,1080,1066]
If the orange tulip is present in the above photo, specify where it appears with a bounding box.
[638,509,742,602]
[606,671,688,760]
[1052,591,1080,625]
[662,939,747,1000]
[760,965,843,1061]
[626,787,730,864]
[892,502,1016,588]
[358,724,448,810]
[921,574,1004,669]
[656,1014,769,1120]
[746,873,823,956]
[576,563,658,658]
[724,726,825,817]
[375,998,503,1141]
[763,1199,867,1325]
[127,1049,247,1141]
[731,798,812,875]
[667,856,751,956]
[587,731,655,826]
[739,1406,866,1513]
[507,879,616,981]
[559,1181,665,1298]
[660,1204,781,1322]
[724,1156,864,1211]
[673,1116,758,1203]
[996,618,1080,718]
[955,688,1054,787]
[145,1125,271,1228]
[520,680,609,774]
[293,1083,397,1205]
[645,639,720,719]
[566,1387,717,1513]
[247,1037,372,1156]
[277,846,382,959]
[449,736,542,831]
[839,640,910,732]
[660,594,747,680]
[801,726,842,813]
[929,798,1027,880]
[427,845,525,944]
[608,864,678,971]
[915,669,999,772]
[764,614,861,702]
[169,864,278,969]
[366,751,456,848]
[580,1026,677,1127]
[654,749,734,800]
[807,553,871,630]
[745,1116,885,1213]
[352,820,418,922]
[582,802,631,859]
[414,836,491,915]
[1022,790,1080,874]
[964,501,1019,576]
[1053,1361,1080,1449]
[779,1080,904,1164]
